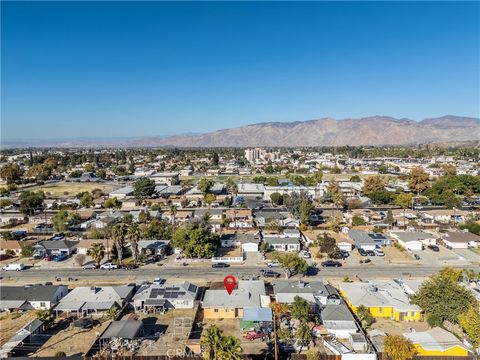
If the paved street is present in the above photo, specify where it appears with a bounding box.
[2,263,478,285]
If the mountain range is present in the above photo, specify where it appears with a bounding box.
[3,115,480,148]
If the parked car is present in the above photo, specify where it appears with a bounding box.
[83,263,98,270]
[267,260,281,268]
[53,254,68,262]
[414,254,421,260]
[212,262,230,268]
[244,330,268,341]
[366,250,376,256]
[358,248,367,256]
[100,262,118,270]
[261,269,281,278]
[321,260,342,267]
[2,263,25,271]
[374,248,385,256]
[300,250,311,259]
[44,256,52,261]
[428,244,440,252]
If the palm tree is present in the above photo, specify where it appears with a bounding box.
[87,242,105,266]
[112,224,127,265]
[170,205,178,234]
[201,325,223,360]
[218,335,242,360]
[127,223,141,262]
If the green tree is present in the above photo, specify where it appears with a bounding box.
[315,233,338,255]
[384,335,417,360]
[36,309,55,328]
[411,268,476,323]
[204,193,216,209]
[79,192,94,208]
[458,305,480,350]
[0,163,21,183]
[272,252,308,276]
[143,219,172,240]
[112,224,127,265]
[172,221,219,258]
[197,178,215,196]
[289,295,311,322]
[408,166,430,194]
[105,306,120,320]
[350,175,361,182]
[385,209,395,227]
[87,242,105,265]
[218,335,243,360]
[284,191,311,218]
[138,210,151,224]
[356,305,375,328]
[133,177,156,199]
[270,192,284,205]
[362,175,385,195]
[351,215,366,226]
[19,191,45,216]
[212,152,219,166]
[21,246,34,258]
[299,199,314,225]
[104,197,122,209]
[395,193,414,229]
[52,210,69,232]
[201,325,241,360]
[127,223,141,262]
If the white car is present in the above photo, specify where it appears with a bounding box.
[267,261,281,268]
[100,262,118,270]
[301,250,311,259]
[374,248,385,256]
[2,263,25,271]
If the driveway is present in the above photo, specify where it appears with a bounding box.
[451,248,480,263]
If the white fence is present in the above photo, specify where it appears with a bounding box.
[211,256,244,263]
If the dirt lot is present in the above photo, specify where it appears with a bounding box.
[28,182,119,198]
[370,318,429,335]
[136,308,197,356]
[0,311,38,346]
[33,319,111,357]
[383,246,416,264]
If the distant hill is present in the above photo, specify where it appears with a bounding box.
[3,115,479,148]
[134,115,480,147]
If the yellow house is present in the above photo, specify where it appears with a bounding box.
[339,281,423,322]
[202,280,265,320]
[404,327,471,356]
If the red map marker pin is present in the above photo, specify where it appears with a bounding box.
[224,275,236,295]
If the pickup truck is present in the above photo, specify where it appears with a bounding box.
[244,330,268,341]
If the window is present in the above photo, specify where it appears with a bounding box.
[378,307,383,314]
[40,302,46,308]
[214,309,218,313]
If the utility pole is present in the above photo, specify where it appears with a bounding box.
[273,310,278,360]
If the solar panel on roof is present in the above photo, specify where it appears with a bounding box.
[188,284,197,293]
[178,292,185,296]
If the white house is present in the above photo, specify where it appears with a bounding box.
[0,285,69,311]
[440,231,480,249]
[389,231,438,251]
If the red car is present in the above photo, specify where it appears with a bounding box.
[244,330,268,341]
[44,256,52,261]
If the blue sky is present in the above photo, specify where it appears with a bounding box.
[1,1,479,140]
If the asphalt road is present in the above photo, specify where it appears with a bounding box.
[2,264,478,285]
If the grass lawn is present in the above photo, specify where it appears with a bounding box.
[28,182,119,197]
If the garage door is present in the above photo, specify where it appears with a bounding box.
[242,243,258,252]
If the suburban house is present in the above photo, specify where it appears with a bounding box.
[34,240,79,257]
[225,209,254,229]
[404,327,471,356]
[219,233,260,252]
[0,319,45,358]
[93,216,117,229]
[149,171,180,185]
[236,183,265,198]
[272,280,339,311]
[440,231,480,249]
[185,182,226,204]
[54,286,135,317]
[129,210,161,222]
[132,281,199,312]
[0,285,69,311]
[263,235,300,252]
[321,301,358,338]
[420,209,468,224]
[137,240,170,256]
[389,231,438,251]
[155,185,183,197]
[109,186,134,199]
[0,239,41,256]
[339,280,423,322]
[202,280,266,319]
[240,307,273,332]
[99,320,144,349]
[347,230,376,251]
[254,211,291,228]
[77,239,111,255]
